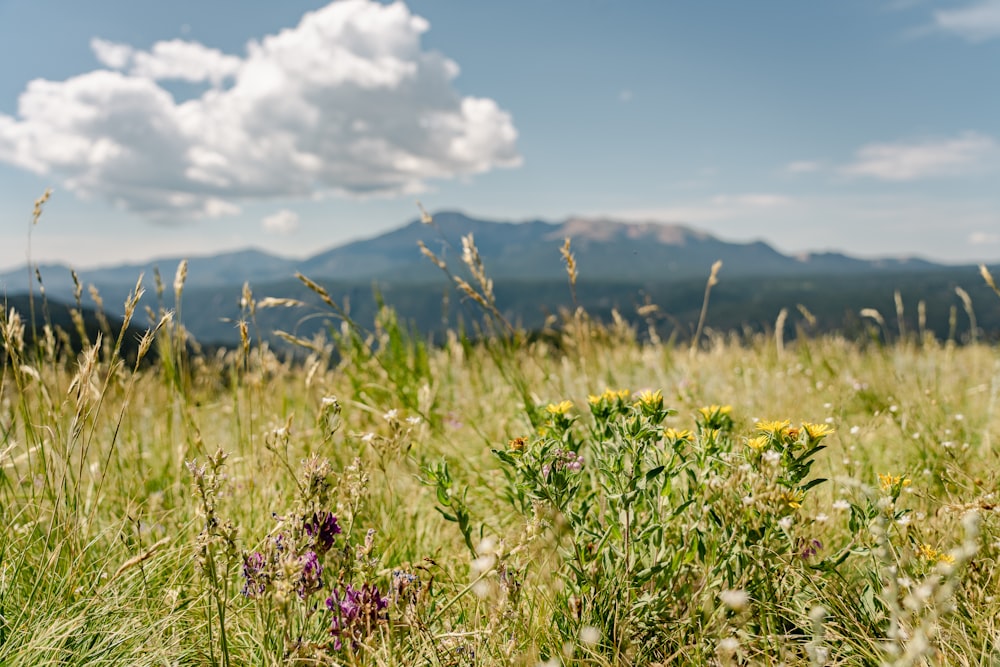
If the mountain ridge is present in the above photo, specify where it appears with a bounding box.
[0,210,951,306]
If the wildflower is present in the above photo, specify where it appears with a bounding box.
[587,394,602,405]
[635,389,663,409]
[327,583,389,651]
[241,551,268,598]
[746,435,769,451]
[508,436,526,451]
[298,550,324,598]
[778,516,794,531]
[304,511,342,555]
[799,538,822,559]
[383,409,399,421]
[917,544,956,565]
[762,450,781,465]
[698,404,732,419]
[756,419,792,437]
[546,400,573,416]
[878,473,912,493]
[579,625,601,646]
[719,588,749,611]
[664,428,693,443]
[780,489,805,510]
[832,499,850,512]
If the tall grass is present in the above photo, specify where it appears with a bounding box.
[1,209,1000,665]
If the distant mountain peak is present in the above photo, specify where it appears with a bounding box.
[555,217,711,245]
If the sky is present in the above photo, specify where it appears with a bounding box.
[1,0,999,272]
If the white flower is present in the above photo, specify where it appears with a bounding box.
[850,425,860,435]
[833,499,850,512]
[814,513,829,523]
[763,450,781,465]
[384,409,399,421]
[720,588,749,611]
[406,416,422,425]
[778,516,794,531]
[579,626,601,645]
[718,637,740,654]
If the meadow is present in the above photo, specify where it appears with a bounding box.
[2,228,1000,666]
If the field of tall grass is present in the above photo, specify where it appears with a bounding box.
[3,217,1000,665]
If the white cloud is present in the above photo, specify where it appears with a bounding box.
[785,160,822,174]
[261,209,300,235]
[842,132,996,181]
[934,0,1000,42]
[969,231,1000,244]
[130,40,242,85]
[90,38,134,69]
[0,0,520,221]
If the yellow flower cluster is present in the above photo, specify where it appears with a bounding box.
[546,400,574,416]
[698,404,732,420]
[635,389,663,406]
[878,473,912,493]
[802,422,835,440]
[663,428,693,443]
[917,543,955,565]
[779,489,804,509]
[756,419,792,437]
[587,388,630,404]
[746,435,769,451]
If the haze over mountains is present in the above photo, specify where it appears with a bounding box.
[0,211,942,297]
[2,212,993,347]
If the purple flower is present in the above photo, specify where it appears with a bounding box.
[304,511,341,555]
[800,538,823,560]
[241,551,268,598]
[326,582,389,651]
[297,550,324,598]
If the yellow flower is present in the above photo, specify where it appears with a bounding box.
[664,428,693,443]
[746,435,769,451]
[635,389,663,406]
[917,543,954,565]
[698,404,732,419]
[587,394,602,405]
[779,489,804,509]
[756,419,792,436]
[878,473,911,493]
[546,400,574,415]
[803,422,835,440]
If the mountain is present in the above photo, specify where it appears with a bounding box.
[298,211,940,282]
[2,211,987,347]
[0,211,946,299]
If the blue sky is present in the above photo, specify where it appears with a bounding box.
[1,0,999,271]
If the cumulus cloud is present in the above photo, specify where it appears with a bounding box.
[842,132,996,181]
[0,0,521,221]
[91,38,134,69]
[933,0,1000,42]
[261,209,300,235]
[130,40,243,85]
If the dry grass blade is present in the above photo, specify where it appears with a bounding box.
[981,264,1000,300]
[112,537,171,580]
[256,297,308,309]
